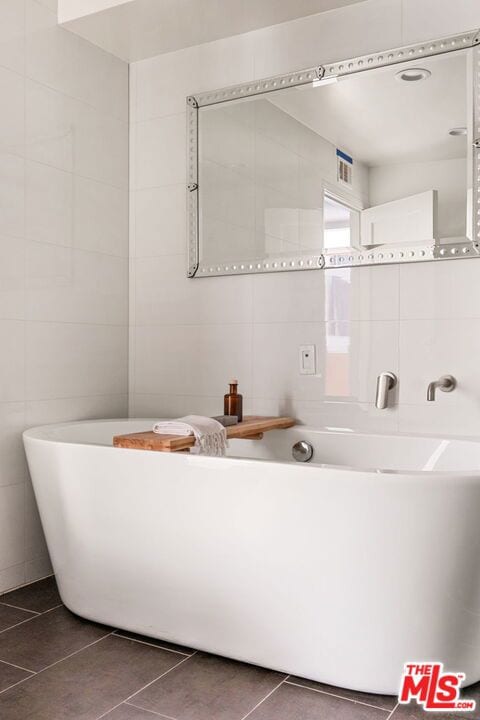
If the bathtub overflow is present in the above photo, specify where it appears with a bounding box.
[292,441,314,463]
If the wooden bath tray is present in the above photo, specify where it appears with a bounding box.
[113,416,296,453]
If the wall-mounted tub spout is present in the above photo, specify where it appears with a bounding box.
[427,375,456,401]
[375,372,397,409]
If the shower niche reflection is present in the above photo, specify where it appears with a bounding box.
[187,30,480,276]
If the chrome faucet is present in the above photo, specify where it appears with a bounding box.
[426,375,456,401]
[375,372,397,409]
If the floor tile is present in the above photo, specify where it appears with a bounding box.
[0,635,182,720]
[114,629,194,655]
[288,677,397,710]
[130,651,286,720]
[0,576,61,613]
[0,661,33,693]
[247,682,390,720]
[102,704,166,719]
[0,604,36,633]
[0,605,111,671]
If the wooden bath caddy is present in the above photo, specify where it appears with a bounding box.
[113,416,296,453]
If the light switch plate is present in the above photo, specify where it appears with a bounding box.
[299,345,316,375]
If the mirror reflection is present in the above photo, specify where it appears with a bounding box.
[197,48,473,271]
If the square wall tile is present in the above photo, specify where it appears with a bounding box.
[0,67,25,157]
[252,322,326,402]
[347,265,400,322]
[26,243,128,325]
[0,235,25,321]
[26,0,81,99]
[26,322,128,400]
[133,185,186,257]
[0,320,25,403]
[133,44,199,122]
[398,402,480,438]
[0,0,25,75]
[130,393,227,419]
[25,555,53,584]
[0,154,25,239]
[73,176,128,257]
[399,318,480,408]
[134,255,253,325]
[0,483,24,571]
[0,402,27,487]
[134,323,252,397]
[133,33,255,123]
[26,82,128,188]
[252,397,399,433]
[252,320,399,404]
[26,161,73,246]
[134,114,186,189]
[26,395,128,427]
[26,80,75,173]
[26,0,128,121]
[252,270,325,323]
[0,564,25,594]
[74,103,128,189]
[400,260,480,320]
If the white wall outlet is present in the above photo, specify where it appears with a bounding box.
[299,345,316,375]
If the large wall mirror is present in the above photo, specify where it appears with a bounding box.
[187,30,480,277]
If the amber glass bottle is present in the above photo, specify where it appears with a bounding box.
[224,380,243,422]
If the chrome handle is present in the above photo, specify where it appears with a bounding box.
[375,372,397,410]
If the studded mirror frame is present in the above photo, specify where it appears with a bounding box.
[187,30,480,277]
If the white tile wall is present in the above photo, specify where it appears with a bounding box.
[0,1,25,75]
[1,0,478,593]
[0,0,129,593]
[129,0,480,440]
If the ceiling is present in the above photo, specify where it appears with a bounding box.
[269,50,468,167]
[59,0,368,62]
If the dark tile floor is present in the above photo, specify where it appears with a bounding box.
[0,576,477,719]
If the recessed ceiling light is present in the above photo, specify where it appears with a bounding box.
[395,68,431,82]
[449,127,467,136]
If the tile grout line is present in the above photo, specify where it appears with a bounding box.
[0,632,114,696]
[0,44,128,127]
[239,674,290,720]
[0,603,66,635]
[125,705,177,720]
[0,675,34,695]
[0,601,40,615]
[284,680,394,712]
[40,603,64,614]
[0,612,40,636]
[112,632,192,656]
[0,658,36,675]
[386,702,400,719]
[1,148,128,194]
[94,651,197,720]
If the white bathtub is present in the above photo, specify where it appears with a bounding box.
[23,419,480,694]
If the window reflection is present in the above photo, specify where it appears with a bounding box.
[325,268,352,398]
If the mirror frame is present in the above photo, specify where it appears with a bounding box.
[187,29,480,278]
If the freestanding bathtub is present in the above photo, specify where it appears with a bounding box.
[23,419,480,694]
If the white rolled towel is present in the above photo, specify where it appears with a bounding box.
[152,415,228,456]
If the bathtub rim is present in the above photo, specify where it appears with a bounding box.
[22,418,480,479]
